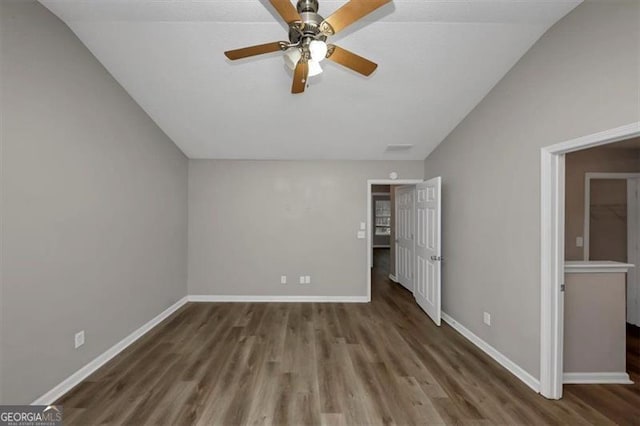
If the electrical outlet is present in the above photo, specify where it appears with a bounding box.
[305,276,311,284]
[483,312,491,326]
[576,236,584,247]
[299,276,305,284]
[75,330,85,349]
[280,275,287,284]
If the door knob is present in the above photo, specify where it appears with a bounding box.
[430,255,443,261]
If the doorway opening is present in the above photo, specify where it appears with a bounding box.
[540,122,640,399]
[371,184,394,285]
[366,178,443,326]
[367,180,421,302]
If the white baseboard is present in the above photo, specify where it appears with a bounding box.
[388,274,398,282]
[188,295,368,303]
[563,372,633,384]
[442,312,541,393]
[32,296,189,406]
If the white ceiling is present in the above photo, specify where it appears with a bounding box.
[39,0,582,160]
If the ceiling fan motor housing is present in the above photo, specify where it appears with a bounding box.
[288,9,327,46]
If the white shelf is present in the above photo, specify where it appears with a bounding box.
[565,261,635,274]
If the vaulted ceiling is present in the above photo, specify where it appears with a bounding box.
[40,0,582,160]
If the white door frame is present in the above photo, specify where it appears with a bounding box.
[367,179,423,302]
[583,172,640,261]
[540,121,640,399]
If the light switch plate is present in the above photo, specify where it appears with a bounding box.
[483,312,491,326]
[299,276,305,284]
[576,236,584,247]
[75,330,85,349]
[305,276,311,284]
[360,222,366,230]
[280,275,287,284]
[357,231,366,239]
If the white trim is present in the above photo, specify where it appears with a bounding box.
[540,148,565,399]
[563,372,633,384]
[442,312,540,393]
[629,179,640,326]
[565,261,634,274]
[32,296,189,405]
[543,123,640,155]
[583,172,640,261]
[188,295,368,303]
[388,274,398,282]
[540,121,640,400]
[367,179,423,302]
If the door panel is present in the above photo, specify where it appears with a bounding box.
[395,186,414,292]
[414,177,442,326]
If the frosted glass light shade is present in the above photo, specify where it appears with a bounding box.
[284,48,301,70]
[309,40,328,62]
[308,60,323,77]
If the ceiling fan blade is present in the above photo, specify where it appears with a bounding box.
[269,0,302,24]
[224,42,286,60]
[320,0,391,35]
[326,45,378,76]
[292,60,309,94]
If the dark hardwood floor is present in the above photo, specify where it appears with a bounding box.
[57,249,640,425]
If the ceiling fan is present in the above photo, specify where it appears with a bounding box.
[224,0,391,94]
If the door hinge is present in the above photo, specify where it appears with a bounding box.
[560,284,566,292]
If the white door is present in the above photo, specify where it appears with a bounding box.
[395,186,414,292]
[414,177,442,326]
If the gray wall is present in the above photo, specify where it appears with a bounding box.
[423,0,640,379]
[0,0,5,404]
[1,0,188,403]
[188,161,423,297]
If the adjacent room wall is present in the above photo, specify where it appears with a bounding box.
[1,0,188,403]
[422,0,639,379]
[372,191,391,247]
[564,272,627,373]
[565,145,640,260]
[588,179,628,262]
[188,161,424,298]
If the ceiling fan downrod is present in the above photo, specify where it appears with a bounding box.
[296,0,319,14]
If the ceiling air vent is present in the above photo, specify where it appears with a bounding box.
[385,144,413,152]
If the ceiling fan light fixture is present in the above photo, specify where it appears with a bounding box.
[309,40,328,62]
[308,60,323,77]
[284,47,301,70]
[224,0,392,93]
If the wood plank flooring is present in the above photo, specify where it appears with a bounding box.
[57,249,640,425]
